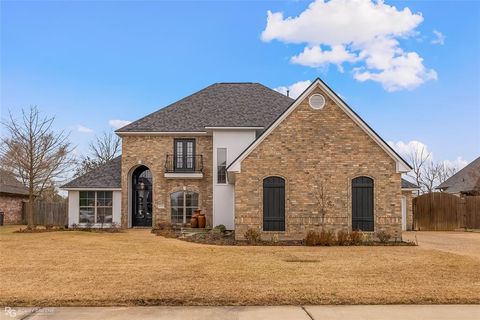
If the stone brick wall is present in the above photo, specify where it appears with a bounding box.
[0,194,27,224]
[402,190,415,231]
[233,86,402,241]
[121,135,213,227]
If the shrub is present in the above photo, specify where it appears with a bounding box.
[244,228,261,244]
[336,230,349,246]
[319,229,336,246]
[376,230,392,243]
[305,230,320,246]
[213,224,226,233]
[349,230,363,245]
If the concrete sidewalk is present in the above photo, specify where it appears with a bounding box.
[2,305,479,320]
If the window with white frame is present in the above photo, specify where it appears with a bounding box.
[79,191,113,224]
[171,191,199,224]
[217,148,227,184]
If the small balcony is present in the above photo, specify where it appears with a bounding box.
[164,154,204,179]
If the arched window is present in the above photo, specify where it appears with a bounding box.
[263,176,285,231]
[171,191,199,224]
[352,176,374,231]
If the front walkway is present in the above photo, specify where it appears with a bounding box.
[403,231,480,260]
[4,305,480,320]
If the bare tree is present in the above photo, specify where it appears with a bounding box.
[308,168,333,227]
[403,143,459,193]
[74,131,120,177]
[0,106,73,226]
[406,144,431,191]
[89,131,120,163]
[438,162,457,186]
[422,162,442,193]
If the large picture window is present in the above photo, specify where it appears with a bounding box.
[79,191,113,224]
[217,148,227,184]
[171,191,199,224]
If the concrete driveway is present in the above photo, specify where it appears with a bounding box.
[4,306,480,320]
[403,231,480,260]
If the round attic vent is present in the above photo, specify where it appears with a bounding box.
[309,94,326,110]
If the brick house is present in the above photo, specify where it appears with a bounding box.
[0,169,29,224]
[62,78,417,239]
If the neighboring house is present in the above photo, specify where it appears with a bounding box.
[401,178,420,231]
[437,156,480,196]
[62,78,414,240]
[0,169,29,224]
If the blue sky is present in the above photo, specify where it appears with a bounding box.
[1,0,479,166]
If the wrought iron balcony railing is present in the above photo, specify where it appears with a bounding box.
[164,154,203,173]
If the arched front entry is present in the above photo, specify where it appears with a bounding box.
[132,166,153,227]
[352,176,374,231]
[263,176,285,231]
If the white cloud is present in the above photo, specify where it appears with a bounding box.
[291,45,357,72]
[441,157,468,171]
[388,140,467,171]
[76,125,93,133]
[274,80,312,99]
[431,30,445,45]
[109,119,131,129]
[262,0,437,91]
[354,51,438,92]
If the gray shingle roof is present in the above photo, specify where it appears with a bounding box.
[116,83,294,132]
[437,156,480,194]
[401,178,419,189]
[0,169,29,196]
[61,157,121,189]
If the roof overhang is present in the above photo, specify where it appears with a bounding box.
[227,78,412,174]
[205,126,264,134]
[62,187,122,191]
[116,131,208,136]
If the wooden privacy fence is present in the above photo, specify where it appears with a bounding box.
[22,201,68,226]
[413,193,480,231]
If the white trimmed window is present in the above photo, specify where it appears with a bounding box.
[79,191,113,224]
[171,191,199,224]
[217,148,227,184]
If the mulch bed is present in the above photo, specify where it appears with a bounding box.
[153,229,415,246]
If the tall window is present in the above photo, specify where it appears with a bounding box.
[79,191,113,224]
[217,148,227,184]
[171,191,199,224]
[174,139,195,172]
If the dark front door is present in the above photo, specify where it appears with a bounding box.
[174,139,195,172]
[263,176,285,231]
[352,176,374,231]
[132,166,152,227]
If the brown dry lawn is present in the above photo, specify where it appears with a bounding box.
[1,226,479,306]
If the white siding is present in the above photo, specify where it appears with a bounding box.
[212,130,256,230]
[67,191,79,227]
[112,191,122,225]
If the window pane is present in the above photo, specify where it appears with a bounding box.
[79,207,94,223]
[97,191,113,207]
[170,192,183,207]
[171,207,183,224]
[217,148,226,165]
[97,207,112,224]
[79,191,95,206]
[185,207,195,222]
[217,148,227,183]
[185,192,198,207]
